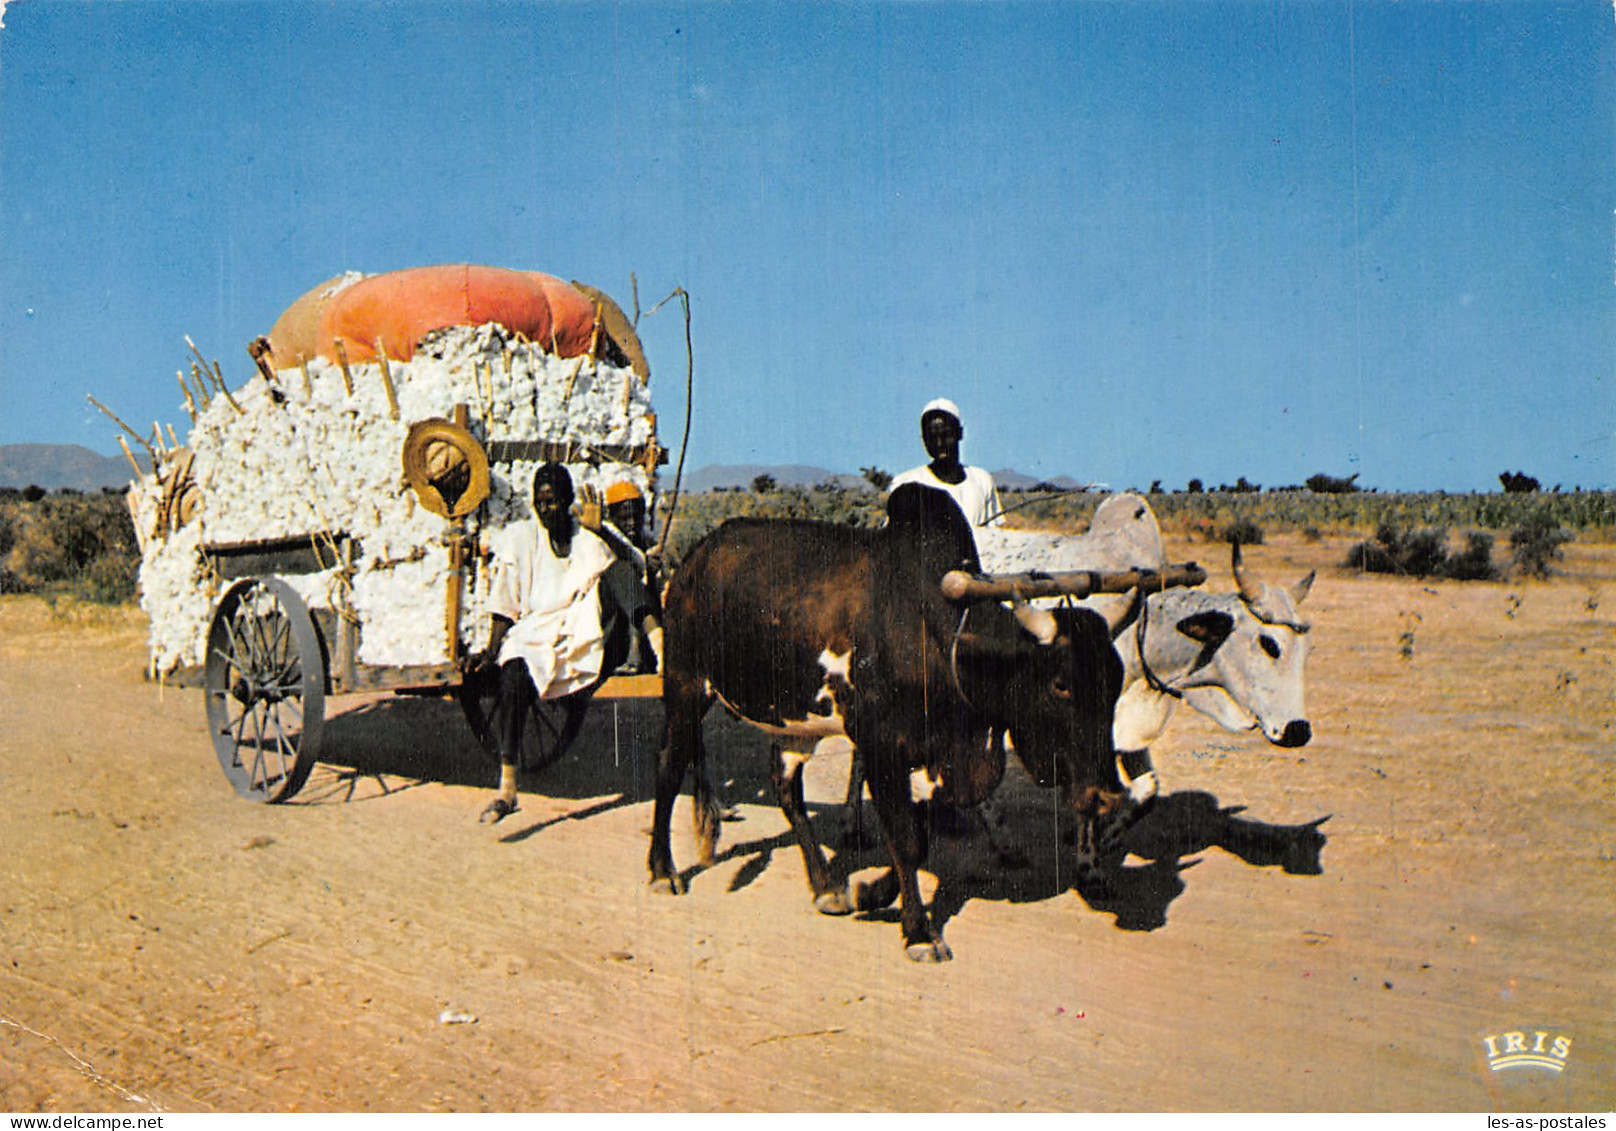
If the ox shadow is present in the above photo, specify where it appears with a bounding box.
[830,769,1330,938]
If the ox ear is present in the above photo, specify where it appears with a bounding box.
[1176,610,1234,649]
[1291,570,1316,606]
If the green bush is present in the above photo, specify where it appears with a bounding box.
[1510,513,1572,578]
[0,490,140,603]
[1220,517,1265,546]
[1344,524,1498,581]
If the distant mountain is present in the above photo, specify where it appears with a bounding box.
[675,464,1083,494]
[676,464,868,493]
[0,444,150,490]
[1,447,1084,497]
[990,469,1087,491]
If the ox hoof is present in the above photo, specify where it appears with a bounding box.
[479,798,518,824]
[905,939,954,963]
[1126,771,1159,808]
[1076,866,1114,901]
[648,874,686,896]
[814,890,854,916]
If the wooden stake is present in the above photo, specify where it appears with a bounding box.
[300,360,313,396]
[561,354,587,407]
[374,338,399,420]
[167,423,180,449]
[588,302,603,363]
[333,339,355,396]
[247,337,279,385]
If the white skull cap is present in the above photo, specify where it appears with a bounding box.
[921,397,962,426]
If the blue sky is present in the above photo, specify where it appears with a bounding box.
[3,0,1612,492]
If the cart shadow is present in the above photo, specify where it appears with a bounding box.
[304,694,783,816]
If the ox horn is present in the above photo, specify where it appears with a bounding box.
[1232,541,1263,605]
[1011,600,1058,645]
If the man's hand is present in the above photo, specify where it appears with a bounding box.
[461,648,496,680]
[577,484,603,531]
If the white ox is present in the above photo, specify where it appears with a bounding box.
[975,493,1315,805]
[840,493,1315,835]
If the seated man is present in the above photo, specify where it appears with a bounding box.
[467,462,653,822]
[594,480,664,675]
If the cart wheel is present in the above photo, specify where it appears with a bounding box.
[458,672,593,772]
[205,578,325,802]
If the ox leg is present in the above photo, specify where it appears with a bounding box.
[770,744,852,915]
[864,757,949,962]
[649,676,706,895]
[691,755,724,868]
[840,748,876,849]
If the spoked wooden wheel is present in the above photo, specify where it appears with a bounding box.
[458,670,593,772]
[204,578,326,802]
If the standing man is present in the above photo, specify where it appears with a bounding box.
[889,398,1004,527]
[468,462,618,822]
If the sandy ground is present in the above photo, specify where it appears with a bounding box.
[1,533,1612,1113]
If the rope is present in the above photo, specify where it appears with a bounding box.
[1134,594,1184,700]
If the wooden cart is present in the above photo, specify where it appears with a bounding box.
[185,529,661,804]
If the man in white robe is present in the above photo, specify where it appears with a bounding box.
[471,462,617,821]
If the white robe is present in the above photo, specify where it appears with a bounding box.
[487,520,616,699]
[889,464,1005,527]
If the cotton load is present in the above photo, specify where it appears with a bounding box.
[133,318,656,677]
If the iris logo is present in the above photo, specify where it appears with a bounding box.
[1481,1030,1573,1074]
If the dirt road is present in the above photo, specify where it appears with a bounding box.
[2,535,1611,1112]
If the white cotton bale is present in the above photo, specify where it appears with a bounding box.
[137,323,658,677]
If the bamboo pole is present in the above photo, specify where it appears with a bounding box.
[212,368,243,414]
[86,395,158,460]
[183,335,212,376]
[117,436,144,477]
[374,339,399,420]
[188,363,211,407]
[333,338,355,395]
[176,372,197,421]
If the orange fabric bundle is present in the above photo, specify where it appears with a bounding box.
[313,265,599,363]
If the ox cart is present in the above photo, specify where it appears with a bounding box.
[117,266,671,804]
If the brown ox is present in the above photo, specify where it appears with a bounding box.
[646,484,1125,961]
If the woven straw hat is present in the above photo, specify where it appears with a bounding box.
[402,418,490,519]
